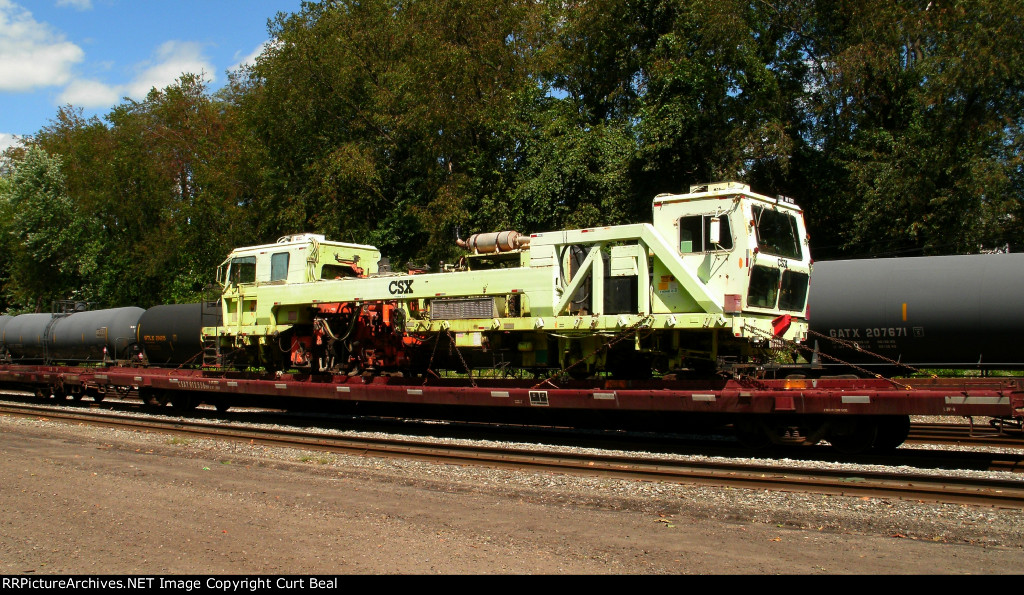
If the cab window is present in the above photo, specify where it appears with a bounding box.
[779,270,809,312]
[679,215,733,253]
[230,256,256,285]
[752,206,802,260]
[747,265,780,308]
[271,252,289,282]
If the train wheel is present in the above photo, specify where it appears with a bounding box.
[171,394,197,412]
[872,415,911,452]
[138,388,164,407]
[214,402,231,413]
[735,418,826,448]
[827,418,879,454]
[734,418,771,449]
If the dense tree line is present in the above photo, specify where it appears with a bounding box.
[1,0,1021,312]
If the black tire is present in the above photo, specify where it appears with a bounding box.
[828,418,879,455]
[873,415,911,452]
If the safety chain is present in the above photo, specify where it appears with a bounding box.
[446,328,477,388]
[741,323,913,390]
[421,327,478,388]
[531,315,655,390]
[176,349,206,370]
[807,329,935,379]
[422,330,443,384]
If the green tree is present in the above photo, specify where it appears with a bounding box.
[32,76,253,307]
[506,97,637,232]
[238,0,554,266]
[12,0,1021,303]
[632,0,798,196]
[792,0,1024,257]
[0,146,101,311]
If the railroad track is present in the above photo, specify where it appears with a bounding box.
[4,389,1023,458]
[907,422,1024,448]
[3,401,1023,509]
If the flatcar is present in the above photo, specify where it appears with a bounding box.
[3,184,1021,453]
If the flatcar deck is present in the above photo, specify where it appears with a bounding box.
[1,364,1019,419]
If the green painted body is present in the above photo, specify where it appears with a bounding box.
[204,183,812,376]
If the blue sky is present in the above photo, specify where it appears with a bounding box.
[0,0,302,151]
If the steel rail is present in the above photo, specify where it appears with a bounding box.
[908,422,1024,448]
[3,390,1023,462]
[3,402,1023,509]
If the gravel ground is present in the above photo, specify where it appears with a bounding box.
[1,413,1022,575]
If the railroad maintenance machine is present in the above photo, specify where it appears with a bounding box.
[0,182,1021,453]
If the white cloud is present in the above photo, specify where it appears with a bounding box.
[57,40,216,108]
[58,78,120,107]
[0,0,84,91]
[0,2,215,112]
[0,133,23,152]
[125,40,215,98]
[229,41,270,73]
[55,0,92,10]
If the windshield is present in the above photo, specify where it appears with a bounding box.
[228,256,256,285]
[752,205,802,260]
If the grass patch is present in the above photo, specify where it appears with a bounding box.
[910,369,1024,378]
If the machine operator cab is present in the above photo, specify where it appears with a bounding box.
[650,182,811,320]
[216,234,382,288]
[214,234,382,329]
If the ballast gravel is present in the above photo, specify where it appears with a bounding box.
[0,411,1022,575]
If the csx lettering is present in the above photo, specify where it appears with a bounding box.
[389,280,414,295]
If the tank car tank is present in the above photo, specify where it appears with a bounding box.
[2,313,57,361]
[138,302,222,365]
[46,306,145,362]
[0,315,13,357]
[808,254,1024,370]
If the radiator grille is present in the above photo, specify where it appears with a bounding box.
[430,297,496,320]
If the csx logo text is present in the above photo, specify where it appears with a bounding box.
[389,280,414,295]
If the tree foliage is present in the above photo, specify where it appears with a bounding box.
[0,146,100,311]
[234,0,558,265]
[20,75,254,308]
[792,0,1024,257]
[1,0,1021,308]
